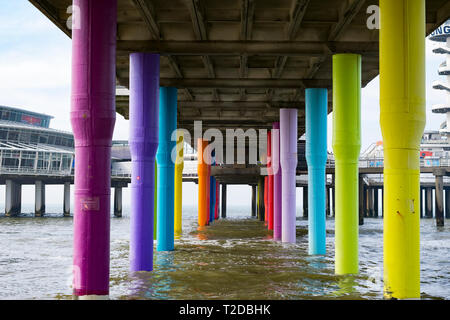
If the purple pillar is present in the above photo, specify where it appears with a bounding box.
[280,109,298,243]
[71,0,117,298]
[272,122,282,240]
[129,53,159,271]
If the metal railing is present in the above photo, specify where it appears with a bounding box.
[0,166,72,176]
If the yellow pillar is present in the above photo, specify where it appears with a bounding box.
[174,132,184,236]
[380,0,425,299]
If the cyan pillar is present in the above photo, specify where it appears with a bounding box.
[305,88,328,255]
[156,87,177,251]
[280,109,298,243]
[272,122,282,240]
[70,0,117,299]
[129,53,159,271]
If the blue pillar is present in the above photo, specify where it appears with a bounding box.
[156,87,177,251]
[305,88,328,255]
[210,151,216,223]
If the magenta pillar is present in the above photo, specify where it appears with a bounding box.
[272,122,282,240]
[129,53,159,272]
[280,109,298,243]
[70,0,117,298]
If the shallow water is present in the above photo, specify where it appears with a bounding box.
[0,206,448,300]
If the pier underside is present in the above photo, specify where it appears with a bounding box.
[30,0,449,142]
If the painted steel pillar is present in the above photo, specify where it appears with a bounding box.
[129,53,159,271]
[272,122,282,240]
[174,133,184,236]
[154,161,157,240]
[380,0,425,299]
[206,152,211,225]
[209,152,216,223]
[267,131,274,230]
[435,173,444,227]
[332,53,361,275]
[70,0,117,299]
[280,108,298,244]
[156,87,177,251]
[35,180,45,217]
[221,183,227,218]
[63,182,71,217]
[264,176,268,226]
[305,88,328,255]
[198,139,208,226]
[114,187,122,218]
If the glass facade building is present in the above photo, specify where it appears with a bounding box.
[0,105,53,128]
[0,107,74,175]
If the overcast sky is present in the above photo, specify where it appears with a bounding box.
[0,1,447,208]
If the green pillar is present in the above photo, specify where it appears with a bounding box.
[332,53,361,275]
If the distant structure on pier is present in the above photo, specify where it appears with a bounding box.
[0,105,74,175]
[431,20,450,137]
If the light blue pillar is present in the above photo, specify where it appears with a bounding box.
[156,87,177,251]
[305,88,328,255]
[210,151,216,223]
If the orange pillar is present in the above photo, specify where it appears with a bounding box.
[197,139,208,226]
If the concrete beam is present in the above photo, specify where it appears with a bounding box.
[116,40,379,56]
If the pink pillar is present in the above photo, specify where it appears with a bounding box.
[264,176,268,226]
[71,0,117,298]
[267,131,274,231]
[272,122,282,240]
[280,109,298,243]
